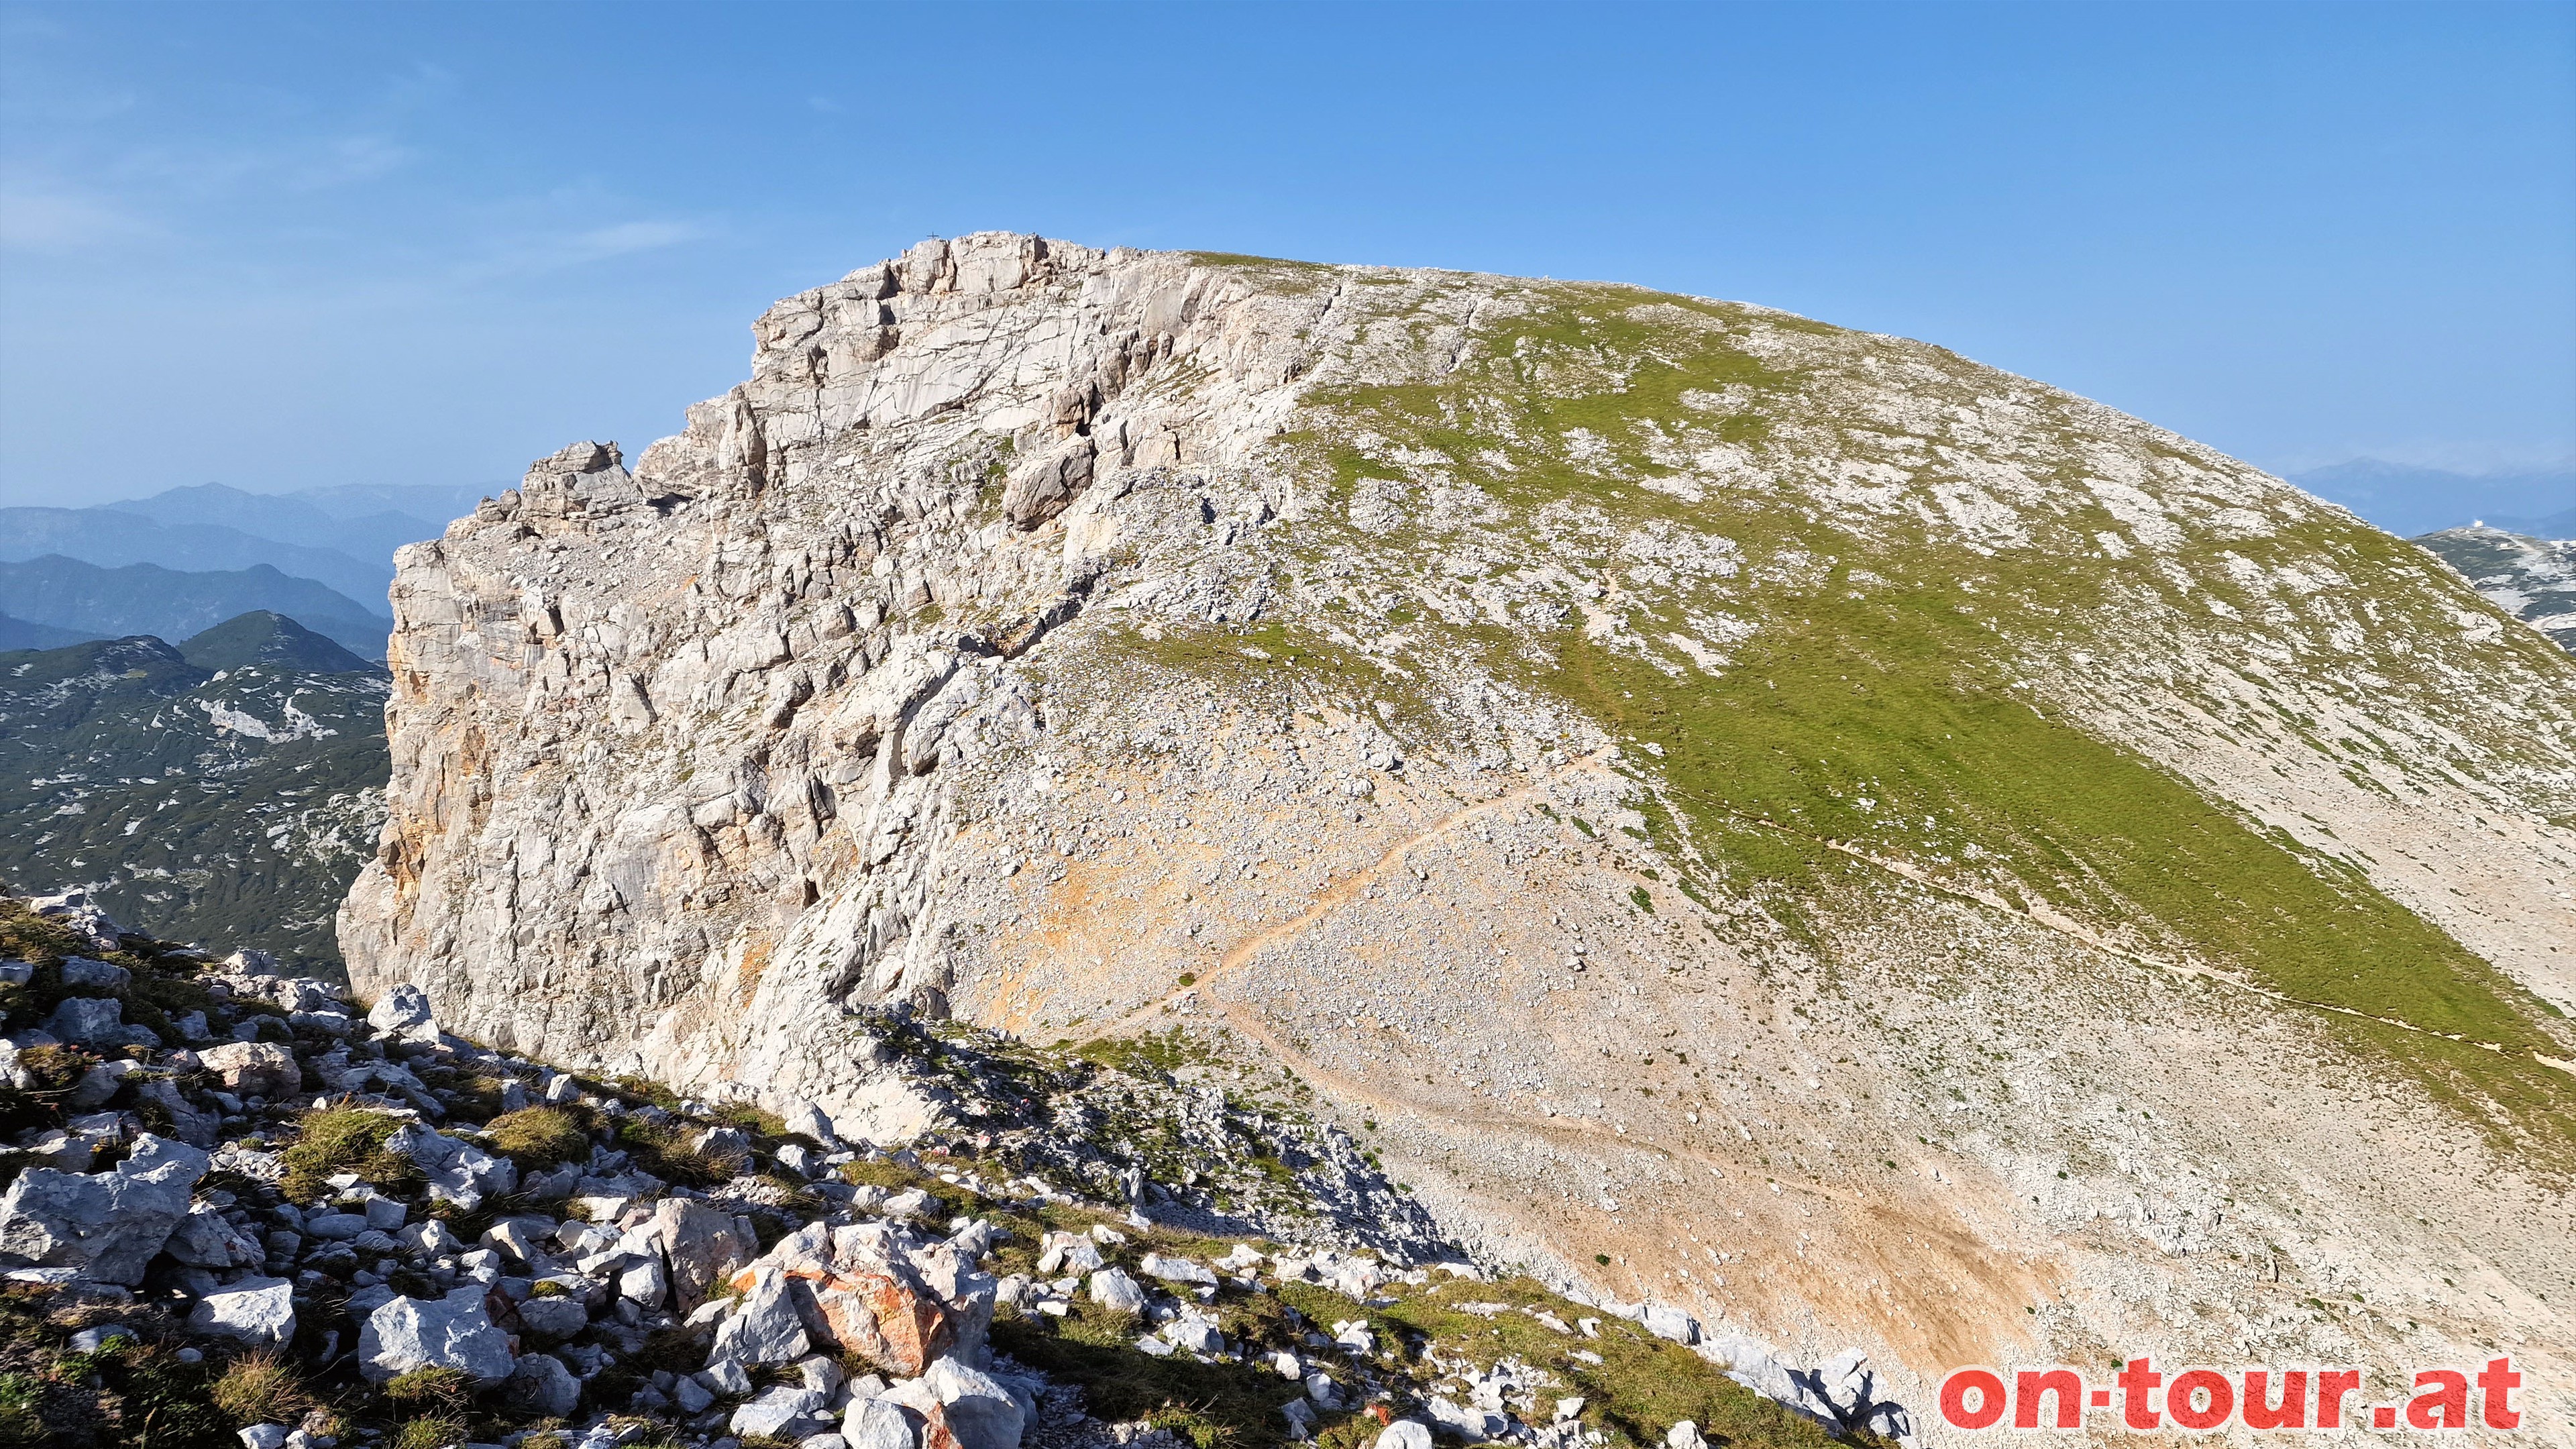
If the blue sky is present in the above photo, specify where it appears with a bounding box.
[2,0,2570,523]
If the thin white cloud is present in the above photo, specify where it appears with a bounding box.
[451,216,717,280]
[564,219,708,261]
[382,60,456,110]
[282,133,416,191]
[0,183,149,251]
[0,81,137,127]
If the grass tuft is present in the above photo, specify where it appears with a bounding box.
[279,1106,417,1203]
[480,1106,590,1171]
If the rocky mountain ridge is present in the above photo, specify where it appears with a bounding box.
[341,234,2576,1436]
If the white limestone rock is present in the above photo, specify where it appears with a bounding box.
[654,1196,754,1310]
[199,1041,301,1099]
[365,983,441,1043]
[359,1287,516,1384]
[508,1352,584,1419]
[166,1205,264,1269]
[386,1122,517,1208]
[1087,1266,1145,1312]
[187,1275,296,1346]
[845,1396,916,1449]
[710,1267,812,1364]
[0,1133,209,1284]
[515,1293,588,1339]
[879,1358,1024,1449]
[1375,1423,1434,1449]
[734,1385,832,1440]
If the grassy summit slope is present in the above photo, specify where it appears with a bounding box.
[1191,266,2576,1165]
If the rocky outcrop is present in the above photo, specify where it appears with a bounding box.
[343,234,1313,1095]
[357,1287,517,1383]
[341,234,2576,1424]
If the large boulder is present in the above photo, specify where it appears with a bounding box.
[365,983,441,1044]
[359,1288,516,1384]
[385,1123,517,1209]
[845,1395,916,1449]
[1140,1252,1217,1286]
[187,1275,295,1346]
[728,1222,988,1378]
[901,1236,997,1367]
[198,1041,301,1099]
[1641,1303,1699,1345]
[0,1134,209,1285]
[1087,1267,1145,1313]
[653,1197,754,1310]
[617,1250,668,1309]
[733,1385,832,1440]
[59,958,130,991]
[165,1205,264,1269]
[1375,1424,1435,1449]
[506,1352,582,1419]
[780,1096,839,1145]
[42,996,128,1048]
[515,1294,588,1340]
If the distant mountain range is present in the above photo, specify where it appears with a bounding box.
[0,555,395,661]
[0,610,391,974]
[99,480,494,570]
[2287,459,2574,539]
[1,500,390,604]
[2486,504,2576,537]
[0,479,494,661]
[0,613,99,651]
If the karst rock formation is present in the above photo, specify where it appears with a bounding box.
[343,233,2576,1422]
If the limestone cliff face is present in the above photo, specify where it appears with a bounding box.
[345,235,2576,1423]
[343,235,1324,1130]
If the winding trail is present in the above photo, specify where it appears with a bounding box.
[1078,759,2571,1159]
[1083,755,1614,1041]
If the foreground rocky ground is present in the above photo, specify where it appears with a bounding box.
[0,892,1903,1449]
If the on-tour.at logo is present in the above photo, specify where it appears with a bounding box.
[1937,1357,2524,1432]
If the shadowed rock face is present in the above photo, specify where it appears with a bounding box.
[341,233,2576,1417]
